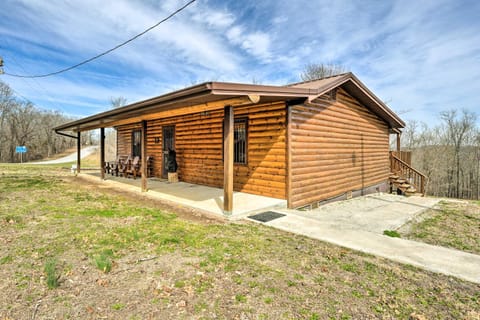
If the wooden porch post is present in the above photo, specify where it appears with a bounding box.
[396,132,401,153]
[141,120,148,192]
[77,131,81,174]
[286,104,293,209]
[223,105,234,215]
[100,127,105,180]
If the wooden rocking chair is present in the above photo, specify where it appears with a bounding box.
[118,156,131,177]
[125,156,141,179]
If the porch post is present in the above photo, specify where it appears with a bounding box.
[223,105,234,214]
[100,127,105,180]
[396,132,401,153]
[141,120,147,192]
[77,131,81,174]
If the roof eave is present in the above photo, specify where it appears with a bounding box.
[54,82,213,132]
[347,74,405,128]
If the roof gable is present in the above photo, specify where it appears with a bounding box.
[287,73,405,129]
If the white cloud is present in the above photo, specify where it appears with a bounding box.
[1,0,479,126]
[226,26,273,62]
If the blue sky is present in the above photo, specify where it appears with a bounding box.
[1,0,479,125]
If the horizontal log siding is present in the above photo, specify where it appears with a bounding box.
[115,101,287,199]
[116,123,141,157]
[289,88,390,208]
[234,102,287,199]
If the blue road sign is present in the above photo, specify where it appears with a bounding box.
[15,146,27,153]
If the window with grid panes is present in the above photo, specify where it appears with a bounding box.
[234,119,247,164]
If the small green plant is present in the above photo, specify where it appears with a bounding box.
[44,258,60,289]
[294,273,304,280]
[3,215,22,224]
[111,302,125,310]
[94,249,113,273]
[235,294,247,303]
[341,263,357,273]
[309,313,320,320]
[0,255,13,264]
[264,297,273,304]
[383,230,401,238]
[174,280,185,288]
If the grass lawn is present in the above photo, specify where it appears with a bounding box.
[400,200,480,255]
[0,164,479,319]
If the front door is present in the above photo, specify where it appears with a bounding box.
[162,126,175,178]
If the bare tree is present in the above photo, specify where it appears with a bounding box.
[440,110,477,198]
[110,96,127,109]
[300,63,347,81]
[0,80,76,162]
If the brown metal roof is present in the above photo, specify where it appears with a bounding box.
[288,73,405,128]
[55,72,404,133]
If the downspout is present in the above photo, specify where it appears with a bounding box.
[54,129,81,174]
[54,129,78,140]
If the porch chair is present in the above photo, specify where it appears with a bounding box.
[108,155,124,177]
[118,155,132,177]
[125,156,141,179]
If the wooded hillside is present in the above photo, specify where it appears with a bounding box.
[402,110,479,200]
[0,80,78,163]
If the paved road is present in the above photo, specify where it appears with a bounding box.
[30,146,98,164]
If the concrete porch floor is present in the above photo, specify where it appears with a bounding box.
[80,172,287,219]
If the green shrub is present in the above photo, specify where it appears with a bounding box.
[44,258,60,289]
[94,250,113,273]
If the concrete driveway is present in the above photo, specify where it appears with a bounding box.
[248,194,480,284]
[288,194,442,234]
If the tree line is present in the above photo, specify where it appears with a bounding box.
[402,109,480,200]
[0,80,79,163]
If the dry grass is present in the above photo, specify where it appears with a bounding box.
[0,164,479,319]
[400,200,480,255]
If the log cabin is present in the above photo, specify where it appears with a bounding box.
[55,72,418,214]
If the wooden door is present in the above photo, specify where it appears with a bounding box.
[162,126,175,178]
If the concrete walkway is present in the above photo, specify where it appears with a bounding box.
[249,194,480,284]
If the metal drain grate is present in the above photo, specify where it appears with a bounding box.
[248,211,286,223]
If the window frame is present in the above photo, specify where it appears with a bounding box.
[131,129,142,158]
[233,118,248,165]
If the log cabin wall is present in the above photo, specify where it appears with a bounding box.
[115,101,287,199]
[116,123,141,157]
[289,88,390,208]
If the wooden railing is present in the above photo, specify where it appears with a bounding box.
[390,152,426,195]
[391,151,412,166]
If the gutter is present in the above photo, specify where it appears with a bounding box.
[54,129,78,139]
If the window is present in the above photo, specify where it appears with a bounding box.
[132,130,141,157]
[234,119,247,164]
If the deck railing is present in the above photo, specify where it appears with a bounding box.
[390,152,426,195]
[391,151,412,166]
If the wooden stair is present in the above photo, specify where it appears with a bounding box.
[390,152,426,197]
[389,174,419,196]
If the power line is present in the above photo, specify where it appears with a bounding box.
[0,41,64,111]
[3,0,196,79]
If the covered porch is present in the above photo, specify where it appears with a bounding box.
[81,172,287,218]
[55,82,313,214]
